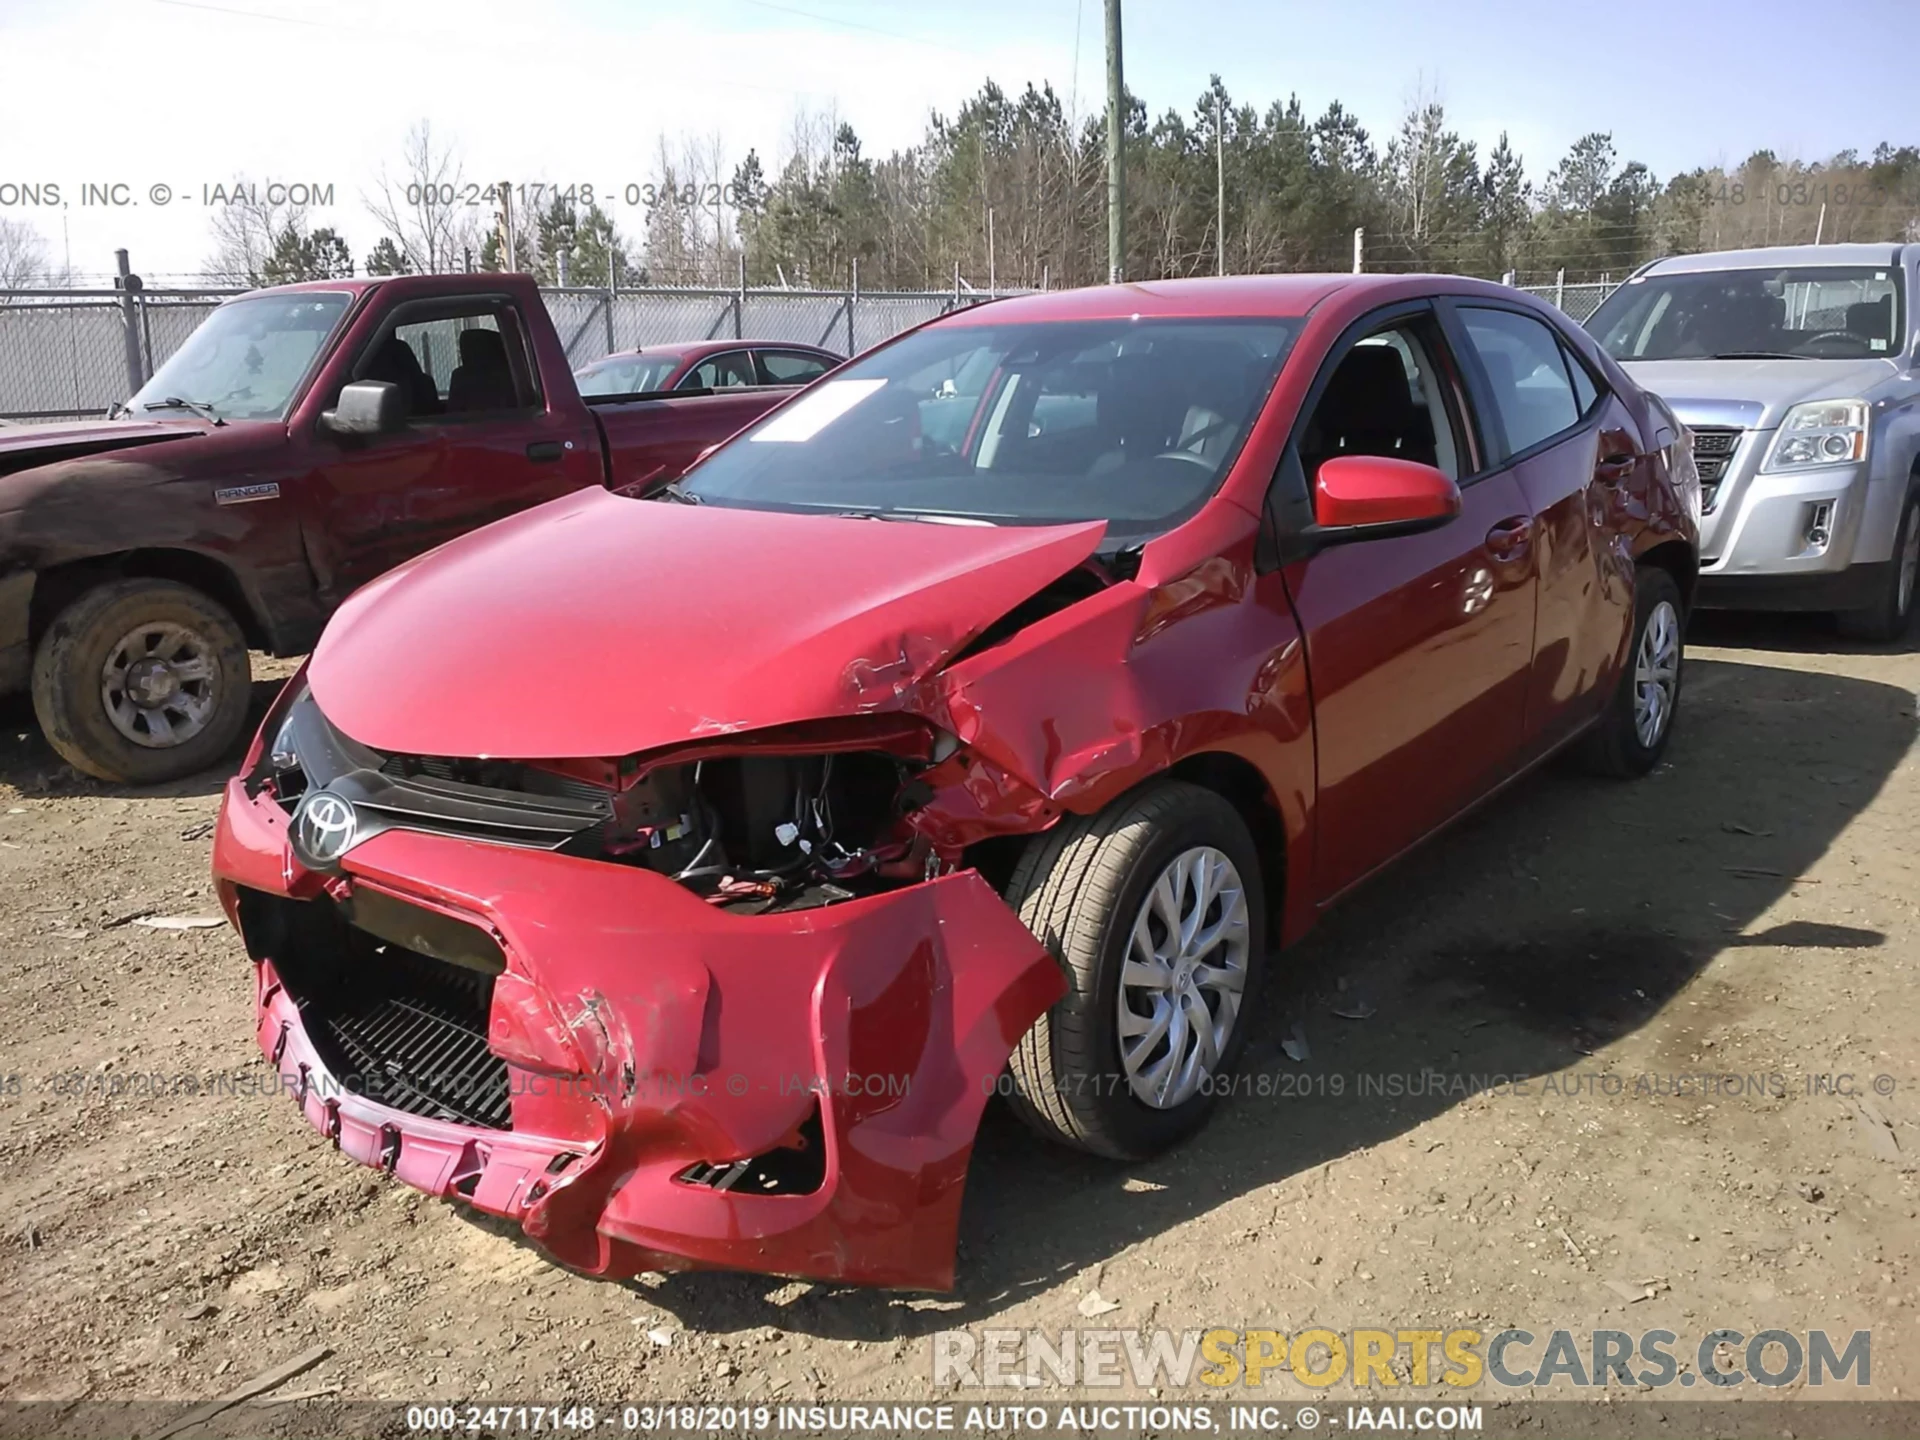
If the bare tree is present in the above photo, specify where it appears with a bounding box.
[0,217,50,292]
[365,121,482,274]
[202,180,313,285]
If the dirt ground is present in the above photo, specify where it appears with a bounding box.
[1,616,1916,1424]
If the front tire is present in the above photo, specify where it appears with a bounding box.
[1003,781,1267,1160]
[1578,566,1684,779]
[1836,486,1920,643]
[30,578,252,784]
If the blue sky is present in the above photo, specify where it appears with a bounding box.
[1,0,1910,278]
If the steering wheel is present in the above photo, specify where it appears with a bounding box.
[1798,331,1867,353]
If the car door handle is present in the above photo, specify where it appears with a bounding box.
[526,441,565,462]
[1595,451,1639,481]
[1486,516,1533,557]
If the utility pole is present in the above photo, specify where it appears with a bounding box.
[498,181,517,272]
[1215,91,1226,276]
[1104,0,1125,284]
[1351,226,1364,275]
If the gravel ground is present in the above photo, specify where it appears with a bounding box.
[0,618,1916,1425]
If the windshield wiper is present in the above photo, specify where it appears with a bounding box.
[652,480,702,504]
[143,396,225,426]
[1708,352,1803,361]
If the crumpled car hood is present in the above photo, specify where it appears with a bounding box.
[309,486,1105,759]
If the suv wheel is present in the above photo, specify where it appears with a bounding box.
[1578,566,1684,778]
[30,578,252,784]
[1003,781,1267,1160]
[1836,486,1920,643]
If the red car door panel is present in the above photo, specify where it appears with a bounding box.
[1509,413,1639,754]
[1285,468,1537,902]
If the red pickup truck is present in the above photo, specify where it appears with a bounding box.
[0,274,800,784]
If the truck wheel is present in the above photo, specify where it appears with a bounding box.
[1003,781,1267,1160]
[30,579,252,785]
[1836,487,1920,643]
[1577,566,1684,779]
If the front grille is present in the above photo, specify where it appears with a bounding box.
[1690,427,1742,515]
[240,888,512,1130]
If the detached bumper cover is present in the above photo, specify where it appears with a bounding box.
[213,777,1063,1289]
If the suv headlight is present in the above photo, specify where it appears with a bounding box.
[1763,399,1868,472]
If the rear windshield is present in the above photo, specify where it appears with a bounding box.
[1588,265,1905,361]
[576,354,681,396]
[676,317,1298,548]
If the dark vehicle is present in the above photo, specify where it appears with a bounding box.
[573,340,841,397]
[0,274,806,783]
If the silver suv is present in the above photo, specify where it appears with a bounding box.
[1586,244,1920,639]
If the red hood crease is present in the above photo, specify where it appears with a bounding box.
[309,486,1106,759]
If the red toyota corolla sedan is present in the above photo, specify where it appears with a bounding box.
[213,274,1698,1289]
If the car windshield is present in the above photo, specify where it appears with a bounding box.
[676,317,1297,547]
[1588,265,1905,361]
[128,292,351,421]
[575,354,682,396]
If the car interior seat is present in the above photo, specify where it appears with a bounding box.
[447,328,519,412]
[1846,294,1894,343]
[361,335,442,418]
[1299,345,1437,478]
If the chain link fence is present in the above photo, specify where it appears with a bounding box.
[0,273,1624,424]
[1513,279,1619,323]
[0,282,1006,423]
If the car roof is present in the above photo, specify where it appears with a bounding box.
[598,339,836,364]
[1643,243,1905,274]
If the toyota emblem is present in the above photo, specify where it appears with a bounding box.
[292,789,358,869]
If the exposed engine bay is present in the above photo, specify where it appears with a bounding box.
[251,685,968,914]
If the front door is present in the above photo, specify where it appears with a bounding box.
[1274,306,1539,903]
[308,295,600,599]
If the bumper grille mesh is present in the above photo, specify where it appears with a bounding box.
[310,947,511,1130]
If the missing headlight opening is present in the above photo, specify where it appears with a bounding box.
[601,747,929,911]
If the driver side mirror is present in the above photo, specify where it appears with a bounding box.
[1313,454,1461,536]
[321,380,406,438]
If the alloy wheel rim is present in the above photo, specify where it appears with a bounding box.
[99,621,219,749]
[1898,505,1919,617]
[1633,599,1680,749]
[1116,845,1251,1109]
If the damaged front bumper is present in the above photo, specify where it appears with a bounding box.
[212,776,1063,1290]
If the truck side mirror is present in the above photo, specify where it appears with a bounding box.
[322,380,406,437]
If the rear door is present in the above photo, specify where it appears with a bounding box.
[678,349,759,391]
[755,348,836,386]
[1443,301,1638,756]
[308,294,600,597]
[1271,302,1539,902]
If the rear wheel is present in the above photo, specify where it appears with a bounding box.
[1836,486,1920,643]
[30,578,252,784]
[1578,566,1684,779]
[1003,781,1267,1160]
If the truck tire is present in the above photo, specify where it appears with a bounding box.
[1003,781,1267,1160]
[1836,485,1920,643]
[30,578,252,785]
[1577,566,1684,779]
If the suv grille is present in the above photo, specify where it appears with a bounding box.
[1690,427,1742,515]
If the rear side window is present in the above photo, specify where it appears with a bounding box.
[1459,307,1581,459]
[759,350,833,385]
[682,351,758,390]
